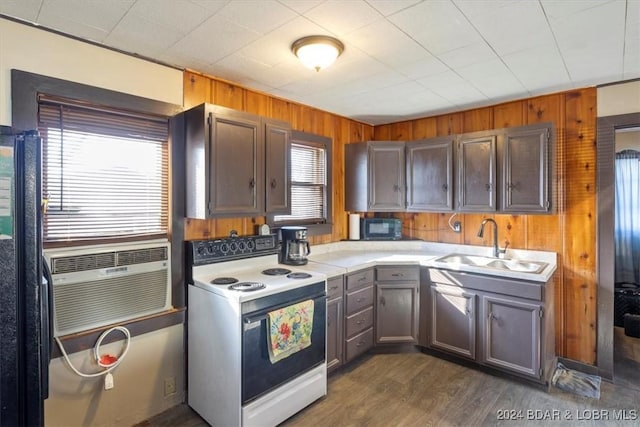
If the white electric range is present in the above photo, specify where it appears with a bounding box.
[187,235,327,427]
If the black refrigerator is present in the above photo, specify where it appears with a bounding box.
[0,126,50,426]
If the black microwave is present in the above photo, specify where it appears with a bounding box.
[361,218,402,240]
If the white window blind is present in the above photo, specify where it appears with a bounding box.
[274,142,327,223]
[38,97,169,242]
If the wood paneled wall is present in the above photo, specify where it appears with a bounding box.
[182,70,596,364]
[375,89,598,364]
[182,70,373,245]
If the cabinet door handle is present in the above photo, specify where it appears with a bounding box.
[356,297,365,303]
[485,183,492,192]
[356,341,365,348]
[488,312,495,320]
[358,276,367,282]
[249,178,256,188]
[329,285,338,291]
[442,184,448,192]
[356,319,365,325]
[380,296,386,306]
[391,273,404,277]
[270,178,277,188]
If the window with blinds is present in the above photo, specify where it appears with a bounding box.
[38,96,169,242]
[274,142,327,224]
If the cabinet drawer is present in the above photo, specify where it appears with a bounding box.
[376,266,419,282]
[345,327,373,362]
[327,276,344,300]
[346,269,374,291]
[345,286,374,315]
[345,306,374,338]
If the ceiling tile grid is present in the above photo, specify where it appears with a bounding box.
[0,0,638,124]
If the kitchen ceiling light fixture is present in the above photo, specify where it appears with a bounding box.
[291,35,344,72]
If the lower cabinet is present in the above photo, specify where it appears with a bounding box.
[375,265,420,344]
[481,295,542,378]
[424,268,554,383]
[430,284,476,359]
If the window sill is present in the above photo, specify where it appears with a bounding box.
[51,307,185,358]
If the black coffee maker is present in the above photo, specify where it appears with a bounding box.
[279,226,310,265]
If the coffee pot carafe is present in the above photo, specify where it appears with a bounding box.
[280,226,310,265]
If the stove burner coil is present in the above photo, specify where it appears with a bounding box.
[262,268,292,276]
[228,282,266,292]
[287,272,312,279]
[211,277,239,285]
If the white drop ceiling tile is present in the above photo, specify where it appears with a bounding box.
[456,58,525,91]
[304,0,382,36]
[502,46,570,93]
[39,0,133,33]
[437,41,497,69]
[343,19,429,67]
[540,0,615,19]
[216,0,297,35]
[188,0,230,13]
[366,0,422,17]
[106,13,185,54]
[395,56,450,80]
[453,0,514,18]
[277,0,324,15]
[549,1,625,51]
[36,8,110,43]
[127,0,212,35]
[0,0,43,22]
[389,0,483,55]
[465,1,554,56]
[416,70,466,91]
[169,14,261,64]
[562,45,624,85]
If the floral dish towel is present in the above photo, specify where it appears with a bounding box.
[267,299,315,363]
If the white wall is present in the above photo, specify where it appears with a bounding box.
[0,18,186,426]
[46,325,185,427]
[597,80,640,117]
[0,18,183,126]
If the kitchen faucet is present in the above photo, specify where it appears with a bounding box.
[477,218,503,258]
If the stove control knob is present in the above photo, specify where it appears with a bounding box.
[238,241,246,251]
[247,240,255,250]
[197,245,206,255]
[220,243,229,254]
[229,242,238,252]
[206,244,215,254]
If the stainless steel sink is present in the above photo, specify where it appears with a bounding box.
[434,253,547,274]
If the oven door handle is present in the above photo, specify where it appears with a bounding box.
[243,294,327,329]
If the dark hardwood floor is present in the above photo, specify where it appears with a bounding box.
[138,331,640,427]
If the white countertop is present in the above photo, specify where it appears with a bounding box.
[305,241,557,283]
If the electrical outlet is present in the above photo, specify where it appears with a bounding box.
[164,377,176,397]
[453,221,462,233]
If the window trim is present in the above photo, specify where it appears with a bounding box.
[267,130,333,237]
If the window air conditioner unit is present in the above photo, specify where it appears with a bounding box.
[45,240,172,337]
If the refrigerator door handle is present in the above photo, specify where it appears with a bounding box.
[41,257,53,399]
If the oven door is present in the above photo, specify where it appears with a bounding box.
[241,282,326,404]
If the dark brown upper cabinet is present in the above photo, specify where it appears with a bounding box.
[264,119,291,214]
[182,103,290,218]
[344,123,553,215]
[500,123,551,213]
[457,131,497,212]
[345,141,405,212]
[406,137,454,211]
